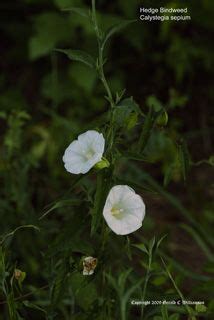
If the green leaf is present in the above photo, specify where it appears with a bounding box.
[118,97,142,114]
[163,163,175,187]
[101,20,136,50]
[127,112,138,130]
[138,106,156,153]
[160,256,193,317]
[147,95,163,112]
[62,7,89,18]
[121,152,151,163]
[156,234,167,250]
[123,278,143,301]
[76,281,97,310]
[118,268,132,293]
[0,225,40,245]
[161,304,169,319]
[113,97,141,129]
[195,304,207,313]
[0,111,7,119]
[29,13,71,60]
[156,109,168,127]
[56,49,96,68]
[23,301,46,314]
[40,199,81,219]
[133,243,149,255]
[115,88,126,104]
[152,275,166,286]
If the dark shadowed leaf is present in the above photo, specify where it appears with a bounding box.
[23,301,46,314]
[62,7,89,18]
[102,20,136,50]
[138,106,155,153]
[113,97,141,129]
[40,199,82,219]
[133,243,149,255]
[56,49,96,68]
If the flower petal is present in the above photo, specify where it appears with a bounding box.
[62,130,105,174]
[103,185,146,235]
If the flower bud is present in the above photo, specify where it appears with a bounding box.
[94,157,110,170]
[14,269,26,283]
[156,109,168,126]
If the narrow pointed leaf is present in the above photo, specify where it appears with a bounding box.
[149,236,156,254]
[56,49,95,68]
[40,199,81,219]
[23,301,47,314]
[101,20,136,50]
[133,243,149,255]
[138,106,155,153]
[62,7,89,18]
[156,234,167,250]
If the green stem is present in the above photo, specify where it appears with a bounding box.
[90,1,115,241]
[121,301,126,320]
[161,256,193,318]
[91,0,101,40]
[91,0,114,108]
[99,47,114,107]
[141,253,152,319]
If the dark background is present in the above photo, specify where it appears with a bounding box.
[0,0,213,319]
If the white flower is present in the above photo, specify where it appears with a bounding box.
[82,256,97,276]
[63,130,105,174]
[103,185,145,235]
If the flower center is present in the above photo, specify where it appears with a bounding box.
[82,149,95,160]
[111,207,124,218]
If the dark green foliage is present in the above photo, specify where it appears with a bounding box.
[56,49,96,69]
[0,0,213,319]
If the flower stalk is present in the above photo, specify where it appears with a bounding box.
[91,0,114,108]
[140,252,152,319]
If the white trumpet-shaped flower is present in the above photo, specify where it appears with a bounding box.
[103,185,145,235]
[63,130,105,174]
